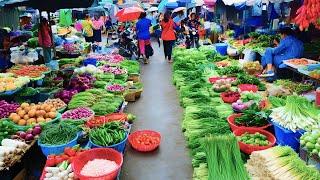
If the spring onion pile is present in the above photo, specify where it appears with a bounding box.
[203,134,249,180]
[270,95,320,132]
[246,146,320,180]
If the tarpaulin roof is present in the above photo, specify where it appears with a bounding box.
[2,0,94,12]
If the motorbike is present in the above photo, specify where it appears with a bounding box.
[117,29,138,59]
[186,28,199,49]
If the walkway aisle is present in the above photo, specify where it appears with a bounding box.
[120,43,193,180]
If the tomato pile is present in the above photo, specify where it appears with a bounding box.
[221,91,241,103]
[134,133,160,146]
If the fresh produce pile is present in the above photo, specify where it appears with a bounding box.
[244,33,277,53]
[236,73,266,91]
[120,60,140,74]
[43,160,75,180]
[220,91,240,103]
[235,104,270,127]
[300,130,320,157]
[285,58,311,66]
[106,84,126,93]
[74,65,103,74]
[275,79,313,94]
[8,102,58,126]
[39,122,79,145]
[294,0,320,30]
[243,61,262,75]
[232,99,254,112]
[88,53,124,63]
[237,132,269,146]
[62,107,94,121]
[0,139,28,170]
[43,98,67,111]
[54,89,78,104]
[0,100,19,119]
[0,75,30,92]
[67,89,123,116]
[246,146,320,179]
[69,73,96,92]
[270,95,320,132]
[89,122,127,146]
[80,159,118,177]
[99,65,127,75]
[13,125,41,141]
[203,134,249,180]
[0,120,18,142]
[309,69,320,79]
[212,78,232,92]
[7,65,49,78]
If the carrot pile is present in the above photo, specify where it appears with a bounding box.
[294,0,320,30]
[7,65,49,78]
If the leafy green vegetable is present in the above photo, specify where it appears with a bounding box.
[235,104,270,127]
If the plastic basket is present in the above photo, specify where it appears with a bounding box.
[83,58,97,66]
[215,43,228,55]
[233,127,276,154]
[128,130,161,152]
[72,148,123,180]
[220,92,240,103]
[88,132,128,153]
[271,121,305,152]
[38,133,79,156]
[61,108,94,122]
[105,113,128,123]
[227,114,271,132]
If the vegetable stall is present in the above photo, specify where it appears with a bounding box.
[172,46,320,179]
[0,50,143,179]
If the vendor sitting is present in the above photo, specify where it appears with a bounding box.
[262,27,304,75]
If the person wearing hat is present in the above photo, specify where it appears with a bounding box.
[261,27,304,77]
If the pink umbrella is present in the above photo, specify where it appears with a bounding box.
[116,7,144,22]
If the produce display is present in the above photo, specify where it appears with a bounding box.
[120,60,140,74]
[89,122,126,146]
[221,91,241,103]
[275,80,313,94]
[106,84,126,93]
[285,58,310,66]
[246,146,320,179]
[39,122,79,146]
[236,74,266,91]
[43,161,74,180]
[54,89,78,104]
[270,95,320,131]
[237,132,269,146]
[7,65,49,78]
[232,99,254,112]
[74,65,103,74]
[0,76,30,92]
[212,78,232,92]
[13,125,41,141]
[62,107,94,121]
[43,99,67,111]
[243,61,263,75]
[88,53,124,63]
[300,130,320,156]
[99,65,127,75]
[309,69,320,79]
[69,73,96,92]
[235,104,270,127]
[0,139,28,170]
[0,100,19,119]
[0,120,18,142]
[8,102,58,126]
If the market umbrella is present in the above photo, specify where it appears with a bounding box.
[116,7,144,22]
[166,0,179,9]
[158,0,168,13]
[172,7,186,13]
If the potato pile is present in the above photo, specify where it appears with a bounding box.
[43,98,66,110]
[9,103,57,126]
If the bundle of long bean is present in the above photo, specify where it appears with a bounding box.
[246,146,320,180]
[203,134,249,180]
[39,123,79,145]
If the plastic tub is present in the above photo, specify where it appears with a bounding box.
[83,58,97,66]
[227,114,271,132]
[72,148,123,180]
[271,121,305,152]
[128,130,161,152]
[38,133,78,156]
[88,132,128,153]
[233,127,276,154]
[215,43,228,55]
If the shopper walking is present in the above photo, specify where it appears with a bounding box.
[160,12,176,63]
[82,15,94,43]
[38,17,53,63]
[136,12,152,64]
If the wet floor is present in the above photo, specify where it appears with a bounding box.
[120,42,193,180]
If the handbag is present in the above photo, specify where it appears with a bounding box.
[145,43,154,58]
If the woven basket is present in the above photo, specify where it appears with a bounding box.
[124,91,136,102]
[128,74,140,82]
[135,89,143,98]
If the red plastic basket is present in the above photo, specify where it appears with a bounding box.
[86,116,108,128]
[233,127,276,154]
[72,148,123,180]
[238,84,258,92]
[220,91,240,103]
[209,77,237,84]
[227,114,271,132]
[128,130,161,152]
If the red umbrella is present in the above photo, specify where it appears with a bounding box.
[116,7,144,22]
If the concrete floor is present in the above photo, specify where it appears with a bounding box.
[120,42,193,180]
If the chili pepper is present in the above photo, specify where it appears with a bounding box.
[46,157,56,167]
[64,147,76,157]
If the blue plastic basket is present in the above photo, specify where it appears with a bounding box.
[215,43,228,55]
[272,121,305,152]
[38,133,78,156]
[83,58,97,66]
[88,133,128,153]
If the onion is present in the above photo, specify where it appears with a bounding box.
[25,134,34,141]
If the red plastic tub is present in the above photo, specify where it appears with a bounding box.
[227,114,271,132]
[128,130,161,152]
[233,127,276,154]
[72,148,123,180]
[238,84,258,92]
[220,91,240,103]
